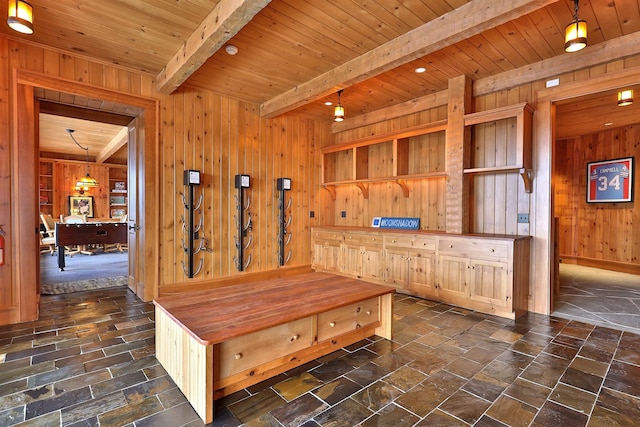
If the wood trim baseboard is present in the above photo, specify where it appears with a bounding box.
[559,256,640,275]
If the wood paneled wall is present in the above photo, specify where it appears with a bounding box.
[329,107,448,229]
[51,161,109,219]
[0,37,329,316]
[160,87,328,286]
[555,125,640,271]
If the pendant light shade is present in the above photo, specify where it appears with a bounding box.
[618,89,634,107]
[564,0,586,52]
[334,90,345,122]
[7,0,33,35]
[66,129,99,193]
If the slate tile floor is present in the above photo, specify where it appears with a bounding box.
[1,283,640,426]
[553,264,640,334]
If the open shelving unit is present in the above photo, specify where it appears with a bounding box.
[463,102,534,193]
[321,120,448,199]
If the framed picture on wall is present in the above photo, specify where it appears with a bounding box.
[587,157,634,203]
[69,195,94,217]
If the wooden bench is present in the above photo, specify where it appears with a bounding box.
[153,272,395,423]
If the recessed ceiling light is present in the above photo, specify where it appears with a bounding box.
[604,122,613,126]
[225,44,239,55]
[324,101,333,106]
[415,67,427,73]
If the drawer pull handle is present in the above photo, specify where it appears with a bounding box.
[290,334,300,342]
[366,310,372,316]
[356,323,361,329]
[329,322,336,327]
[234,353,242,360]
[491,248,495,252]
[449,244,453,248]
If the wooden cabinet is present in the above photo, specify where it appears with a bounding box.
[342,232,384,283]
[39,160,54,215]
[312,227,530,319]
[311,230,343,273]
[322,121,448,199]
[384,235,437,297]
[317,298,380,342]
[108,166,127,218]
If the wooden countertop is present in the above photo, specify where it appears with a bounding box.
[154,272,395,346]
[313,225,532,241]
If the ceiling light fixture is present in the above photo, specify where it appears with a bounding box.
[66,129,99,192]
[334,90,345,122]
[415,67,426,73]
[225,44,238,55]
[617,89,633,107]
[564,0,587,53]
[7,0,33,34]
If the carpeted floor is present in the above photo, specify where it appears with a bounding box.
[40,250,128,294]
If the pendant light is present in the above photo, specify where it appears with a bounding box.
[618,89,634,107]
[7,0,33,35]
[67,129,99,192]
[564,0,587,53]
[334,90,345,122]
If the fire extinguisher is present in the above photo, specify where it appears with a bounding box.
[0,225,5,267]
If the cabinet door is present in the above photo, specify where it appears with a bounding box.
[312,240,342,273]
[385,248,409,288]
[408,250,437,297]
[437,255,468,301]
[468,259,510,310]
[342,243,363,277]
[360,245,384,283]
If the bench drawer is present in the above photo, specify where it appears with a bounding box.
[317,298,380,342]
[217,317,313,379]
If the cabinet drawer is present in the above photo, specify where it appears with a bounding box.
[413,237,436,251]
[313,231,343,243]
[383,235,415,248]
[438,238,509,259]
[317,298,380,342]
[217,317,313,379]
[344,233,381,246]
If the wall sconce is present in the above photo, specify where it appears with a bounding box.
[7,0,33,34]
[565,0,587,52]
[334,90,345,122]
[618,89,634,107]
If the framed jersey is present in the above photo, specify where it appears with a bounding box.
[587,157,634,203]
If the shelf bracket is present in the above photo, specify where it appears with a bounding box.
[356,182,369,199]
[395,179,410,197]
[519,168,532,193]
[323,185,336,200]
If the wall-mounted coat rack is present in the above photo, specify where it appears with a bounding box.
[181,170,209,278]
[277,178,292,266]
[234,174,252,271]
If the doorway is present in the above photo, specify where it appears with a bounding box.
[11,69,159,320]
[36,98,135,294]
[549,75,640,331]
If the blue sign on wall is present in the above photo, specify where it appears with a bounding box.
[378,217,420,230]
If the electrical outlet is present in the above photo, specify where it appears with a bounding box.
[341,211,347,218]
[517,213,529,223]
[309,211,315,218]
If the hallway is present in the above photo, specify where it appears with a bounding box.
[553,264,640,335]
[1,286,639,426]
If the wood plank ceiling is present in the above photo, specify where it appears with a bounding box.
[2,0,640,154]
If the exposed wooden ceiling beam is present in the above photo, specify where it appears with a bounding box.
[96,127,128,164]
[39,101,133,126]
[333,31,640,131]
[156,0,272,95]
[260,0,559,119]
